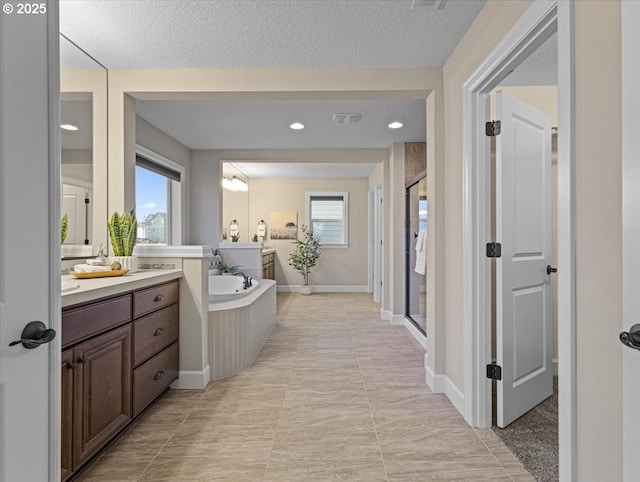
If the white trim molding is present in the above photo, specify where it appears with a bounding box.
[425,363,466,416]
[277,285,368,293]
[171,365,211,390]
[379,309,405,326]
[404,318,427,350]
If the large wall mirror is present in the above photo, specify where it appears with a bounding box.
[221,163,249,241]
[60,34,108,258]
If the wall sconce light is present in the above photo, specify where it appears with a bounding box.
[222,175,248,192]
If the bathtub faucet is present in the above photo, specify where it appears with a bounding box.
[233,272,251,290]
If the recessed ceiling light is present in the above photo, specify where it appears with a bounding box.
[61,124,78,131]
[388,121,404,129]
[289,122,305,130]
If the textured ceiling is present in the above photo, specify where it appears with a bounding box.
[59,0,487,69]
[501,32,557,86]
[57,0,556,179]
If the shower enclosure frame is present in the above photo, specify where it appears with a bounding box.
[405,172,427,335]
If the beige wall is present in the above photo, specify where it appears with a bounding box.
[249,177,369,288]
[491,86,558,126]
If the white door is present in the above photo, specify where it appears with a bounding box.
[622,2,640,479]
[495,90,553,428]
[0,2,59,480]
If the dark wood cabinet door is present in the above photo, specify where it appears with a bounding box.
[61,349,75,481]
[73,324,132,467]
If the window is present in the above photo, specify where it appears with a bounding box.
[135,149,184,245]
[306,192,348,246]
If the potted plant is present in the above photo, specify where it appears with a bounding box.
[288,225,320,295]
[218,260,238,275]
[108,205,138,272]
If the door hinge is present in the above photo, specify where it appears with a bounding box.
[485,120,501,137]
[486,362,502,380]
[486,242,502,258]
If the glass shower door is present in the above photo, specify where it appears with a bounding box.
[406,177,427,333]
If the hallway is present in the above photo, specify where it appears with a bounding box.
[78,293,533,481]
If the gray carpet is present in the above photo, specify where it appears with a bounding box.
[492,377,558,482]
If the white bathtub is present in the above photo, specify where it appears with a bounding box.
[208,278,277,380]
[208,274,259,302]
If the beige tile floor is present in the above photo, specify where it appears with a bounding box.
[78,293,534,481]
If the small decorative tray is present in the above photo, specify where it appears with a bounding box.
[70,269,129,279]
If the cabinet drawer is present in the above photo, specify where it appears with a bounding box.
[133,304,179,366]
[133,281,179,318]
[133,342,179,416]
[62,295,132,347]
[263,253,274,264]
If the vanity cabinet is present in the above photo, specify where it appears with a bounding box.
[61,280,179,481]
[262,251,275,280]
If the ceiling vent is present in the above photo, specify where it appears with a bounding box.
[410,0,446,10]
[332,113,362,124]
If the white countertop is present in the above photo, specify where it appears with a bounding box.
[262,248,275,255]
[62,269,183,308]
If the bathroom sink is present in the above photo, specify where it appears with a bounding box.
[61,280,80,292]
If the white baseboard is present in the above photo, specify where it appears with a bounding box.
[171,365,210,390]
[404,318,427,350]
[277,285,369,293]
[425,363,465,417]
[553,357,558,376]
[379,309,404,325]
[390,314,404,325]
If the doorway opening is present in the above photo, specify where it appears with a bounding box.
[462,1,575,480]
[487,44,559,478]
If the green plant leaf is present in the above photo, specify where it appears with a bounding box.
[61,214,68,244]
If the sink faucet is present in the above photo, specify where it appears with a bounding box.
[233,271,251,289]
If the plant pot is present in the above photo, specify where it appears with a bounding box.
[301,285,312,295]
[109,255,137,273]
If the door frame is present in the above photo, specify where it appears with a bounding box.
[372,182,382,303]
[461,0,575,479]
[622,2,640,479]
[48,2,62,479]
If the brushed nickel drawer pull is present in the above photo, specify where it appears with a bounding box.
[153,294,165,302]
[154,370,165,381]
[153,328,165,337]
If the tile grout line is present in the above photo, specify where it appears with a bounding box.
[260,327,297,482]
[349,311,391,482]
[473,427,521,482]
[135,392,205,481]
